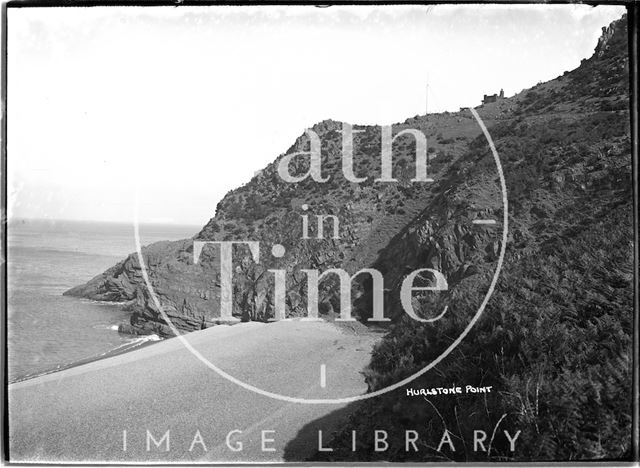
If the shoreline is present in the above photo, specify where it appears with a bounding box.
[9,332,162,385]
[9,319,379,462]
[10,318,384,386]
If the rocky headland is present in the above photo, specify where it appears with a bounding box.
[65,15,630,347]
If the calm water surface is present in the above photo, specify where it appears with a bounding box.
[7,218,200,382]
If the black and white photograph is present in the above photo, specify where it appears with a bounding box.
[1,2,637,464]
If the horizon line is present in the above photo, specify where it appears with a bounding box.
[7,216,206,227]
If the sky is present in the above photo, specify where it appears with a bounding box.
[6,4,627,225]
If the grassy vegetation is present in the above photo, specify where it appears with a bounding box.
[312,15,632,462]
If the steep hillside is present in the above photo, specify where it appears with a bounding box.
[65,81,503,335]
[65,12,632,461]
[305,14,633,462]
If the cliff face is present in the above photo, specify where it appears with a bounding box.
[64,239,219,335]
[65,15,630,345]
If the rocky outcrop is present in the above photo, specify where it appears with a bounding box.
[595,15,625,58]
[64,239,223,336]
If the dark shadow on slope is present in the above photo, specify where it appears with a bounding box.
[282,402,363,462]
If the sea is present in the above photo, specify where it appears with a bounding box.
[6,218,201,383]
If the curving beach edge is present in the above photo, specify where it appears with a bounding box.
[9,320,381,463]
